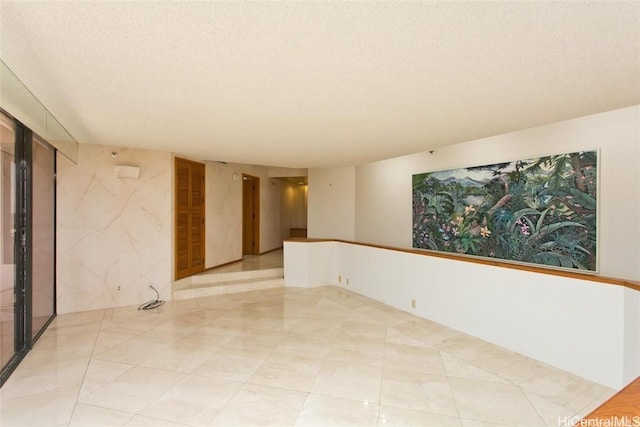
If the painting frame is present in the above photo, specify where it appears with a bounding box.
[412,149,599,273]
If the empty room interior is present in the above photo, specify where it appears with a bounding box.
[0,1,639,426]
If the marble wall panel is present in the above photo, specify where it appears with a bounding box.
[57,145,171,314]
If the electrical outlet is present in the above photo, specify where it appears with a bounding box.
[411,299,416,308]
[338,275,342,283]
[346,278,350,286]
[117,285,121,291]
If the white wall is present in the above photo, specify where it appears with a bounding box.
[281,182,308,241]
[284,240,639,389]
[336,243,626,389]
[205,162,242,268]
[57,144,172,313]
[259,169,284,253]
[297,106,640,389]
[624,287,640,383]
[308,166,356,240]
[355,106,640,281]
[205,162,284,268]
[284,240,334,288]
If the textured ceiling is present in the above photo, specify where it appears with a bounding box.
[0,1,638,168]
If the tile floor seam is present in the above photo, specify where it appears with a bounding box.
[518,383,551,427]
[0,378,85,404]
[568,391,607,419]
[71,401,139,426]
[292,392,312,426]
[440,350,464,424]
[375,353,385,427]
[146,369,192,405]
[60,311,107,426]
[129,411,194,427]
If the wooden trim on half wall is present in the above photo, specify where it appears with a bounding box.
[284,238,640,292]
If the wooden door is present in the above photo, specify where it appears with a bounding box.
[242,174,259,255]
[175,158,205,279]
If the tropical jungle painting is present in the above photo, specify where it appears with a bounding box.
[412,150,598,271]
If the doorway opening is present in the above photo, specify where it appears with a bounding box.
[242,174,260,255]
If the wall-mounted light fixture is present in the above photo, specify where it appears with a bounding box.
[111,151,118,158]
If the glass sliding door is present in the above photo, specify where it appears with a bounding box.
[0,110,56,386]
[30,136,55,339]
[0,112,17,374]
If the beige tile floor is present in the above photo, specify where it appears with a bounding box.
[201,250,284,274]
[0,286,615,427]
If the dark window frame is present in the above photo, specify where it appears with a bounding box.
[0,109,57,386]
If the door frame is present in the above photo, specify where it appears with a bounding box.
[242,174,260,255]
[0,110,57,387]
